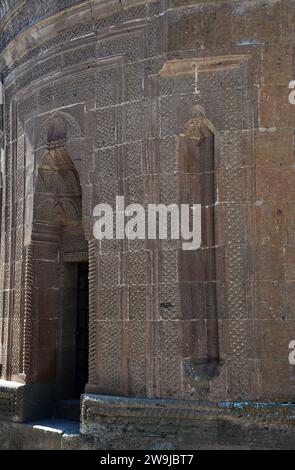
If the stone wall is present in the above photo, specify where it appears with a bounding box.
[0,0,295,449]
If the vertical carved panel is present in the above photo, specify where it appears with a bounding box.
[88,238,98,386]
[0,147,8,379]
[154,55,253,400]
[22,244,33,378]
[0,167,3,377]
[221,134,249,398]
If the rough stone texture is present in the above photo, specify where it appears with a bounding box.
[0,0,295,449]
[0,379,55,422]
[2,395,295,450]
[79,394,295,450]
[0,418,80,450]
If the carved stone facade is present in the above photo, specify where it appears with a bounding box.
[0,0,295,450]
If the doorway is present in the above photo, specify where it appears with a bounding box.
[57,261,89,402]
[75,262,89,398]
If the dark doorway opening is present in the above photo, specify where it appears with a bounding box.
[55,261,89,421]
[56,261,89,406]
[75,262,89,398]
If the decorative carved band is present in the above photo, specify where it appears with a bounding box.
[22,244,33,378]
[88,239,97,385]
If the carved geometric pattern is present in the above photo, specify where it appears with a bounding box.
[88,239,98,385]
[127,176,145,206]
[0,312,3,378]
[31,56,62,84]
[38,85,54,111]
[64,44,96,68]
[0,386,17,420]
[160,95,199,138]
[11,306,21,375]
[16,136,25,170]
[147,16,162,57]
[22,244,33,377]
[1,316,9,378]
[223,179,248,397]
[16,170,24,203]
[97,33,145,63]
[128,285,147,321]
[95,67,121,108]
[99,288,120,321]
[126,101,149,142]
[127,321,147,396]
[219,131,242,170]
[126,63,144,102]
[99,321,122,392]
[14,262,22,288]
[17,96,38,137]
[96,108,116,149]
[159,283,180,320]
[159,320,181,398]
[160,174,178,205]
[125,142,143,178]
[15,227,23,262]
[52,72,95,108]
[159,137,177,175]
[100,254,119,287]
[3,264,10,290]
[127,251,147,286]
[128,356,146,396]
[0,0,82,41]
[98,147,118,182]
[159,251,177,284]
[1,3,151,70]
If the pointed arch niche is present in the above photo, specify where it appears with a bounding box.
[179,105,223,395]
[22,111,90,403]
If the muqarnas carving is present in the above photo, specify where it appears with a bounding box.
[35,114,81,226]
[179,105,222,395]
[22,112,88,384]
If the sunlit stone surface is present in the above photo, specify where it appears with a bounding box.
[0,0,295,449]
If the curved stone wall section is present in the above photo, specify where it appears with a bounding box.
[0,0,255,405]
[0,0,82,37]
[1,0,294,410]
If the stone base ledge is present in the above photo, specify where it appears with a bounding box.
[0,380,25,422]
[0,380,55,423]
[81,394,295,428]
[81,394,295,449]
[1,390,295,448]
